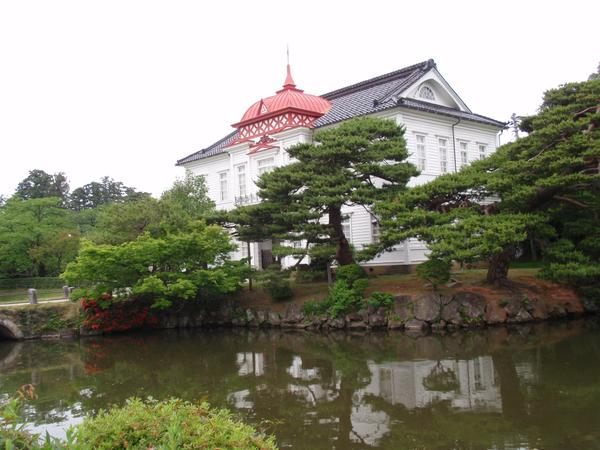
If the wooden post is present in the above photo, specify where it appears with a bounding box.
[28,288,38,305]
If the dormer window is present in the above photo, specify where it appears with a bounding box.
[418,85,435,101]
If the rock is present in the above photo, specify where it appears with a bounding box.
[405,319,427,331]
[441,300,462,325]
[582,298,600,314]
[393,295,414,321]
[387,318,405,330]
[508,309,533,323]
[347,321,367,330]
[345,312,363,322]
[256,310,268,326]
[454,292,486,321]
[563,301,584,315]
[177,315,190,328]
[267,311,282,326]
[414,294,442,323]
[531,301,549,320]
[485,303,507,324]
[549,304,567,318]
[328,318,346,329]
[368,309,387,328]
[283,304,303,324]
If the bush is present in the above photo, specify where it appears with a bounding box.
[1,395,278,450]
[416,258,452,289]
[62,222,250,309]
[367,291,394,310]
[71,398,277,450]
[335,263,367,286]
[301,299,329,316]
[326,280,363,318]
[260,267,294,301]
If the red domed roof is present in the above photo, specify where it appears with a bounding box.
[234,65,331,127]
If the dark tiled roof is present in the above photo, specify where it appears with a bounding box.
[176,59,504,165]
[176,130,238,165]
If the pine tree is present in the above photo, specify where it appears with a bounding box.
[372,78,600,287]
[232,117,416,266]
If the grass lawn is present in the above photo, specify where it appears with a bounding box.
[0,288,65,304]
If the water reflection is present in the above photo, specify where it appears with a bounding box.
[1,319,599,449]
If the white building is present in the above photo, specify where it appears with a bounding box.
[177,59,504,269]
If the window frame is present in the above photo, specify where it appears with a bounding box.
[236,164,247,198]
[415,133,427,172]
[218,170,229,202]
[438,137,448,173]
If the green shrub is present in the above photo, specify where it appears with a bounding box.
[260,267,293,301]
[71,398,277,450]
[416,258,452,289]
[367,291,395,310]
[301,299,329,316]
[335,263,367,285]
[327,280,363,318]
[2,396,278,450]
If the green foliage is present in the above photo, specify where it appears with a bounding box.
[367,291,395,310]
[1,395,277,450]
[228,117,416,266]
[258,267,293,301]
[416,258,452,289]
[69,398,277,450]
[87,196,160,245]
[88,172,213,245]
[0,197,79,277]
[373,77,600,287]
[69,176,146,211]
[62,222,249,309]
[301,299,329,316]
[326,280,363,318]
[335,263,367,286]
[0,277,64,289]
[15,169,69,202]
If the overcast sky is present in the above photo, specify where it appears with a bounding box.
[1,0,598,198]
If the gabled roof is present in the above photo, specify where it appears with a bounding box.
[176,59,505,166]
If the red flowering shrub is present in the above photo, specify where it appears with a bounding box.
[81,297,157,333]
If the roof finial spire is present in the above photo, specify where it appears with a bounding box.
[283,45,296,89]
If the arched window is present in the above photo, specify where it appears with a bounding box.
[418,85,435,101]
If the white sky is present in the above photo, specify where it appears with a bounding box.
[1,0,598,198]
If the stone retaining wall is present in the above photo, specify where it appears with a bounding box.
[141,290,598,334]
[2,290,598,340]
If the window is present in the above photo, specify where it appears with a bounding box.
[239,241,249,259]
[236,164,247,197]
[478,144,487,160]
[416,134,427,171]
[459,141,468,166]
[257,157,275,176]
[418,85,435,101]
[341,216,352,243]
[218,171,228,201]
[438,138,448,173]
[371,220,380,244]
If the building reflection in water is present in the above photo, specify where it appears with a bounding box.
[236,352,264,376]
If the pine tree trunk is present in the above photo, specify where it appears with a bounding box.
[328,205,354,266]
[486,248,513,286]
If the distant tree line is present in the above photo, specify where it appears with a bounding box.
[0,170,216,279]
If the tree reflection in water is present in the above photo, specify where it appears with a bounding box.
[0,319,599,449]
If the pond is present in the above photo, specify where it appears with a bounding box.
[1,320,600,449]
